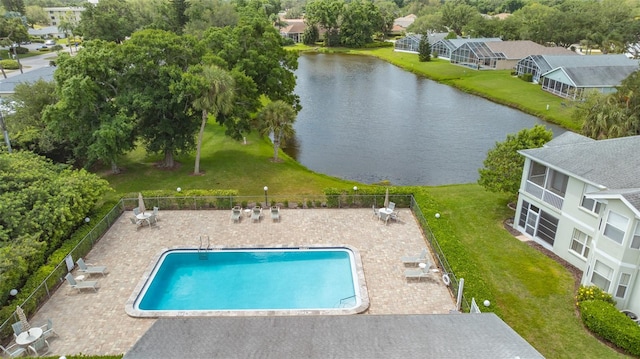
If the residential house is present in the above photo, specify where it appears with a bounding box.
[450,40,574,70]
[516,54,635,84]
[514,132,640,313]
[431,38,501,60]
[389,14,416,36]
[393,33,448,54]
[540,64,638,100]
[279,18,306,43]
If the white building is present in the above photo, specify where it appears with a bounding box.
[514,132,640,313]
[42,7,84,27]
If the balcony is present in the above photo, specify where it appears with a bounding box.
[525,180,564,210]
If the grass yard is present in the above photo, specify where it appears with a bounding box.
[419,185,627,358]
[103,123,361,200]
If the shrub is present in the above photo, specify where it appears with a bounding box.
[518,73,533,82]
[576,285,615,305]
[579,300,640,356]
[0,59,19,69]
[283,200,289,208]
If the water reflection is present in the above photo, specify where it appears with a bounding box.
[285,53,566,186]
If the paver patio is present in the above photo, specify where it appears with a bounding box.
[27,208,455,356]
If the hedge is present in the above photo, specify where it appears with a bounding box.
[579,299,640,356]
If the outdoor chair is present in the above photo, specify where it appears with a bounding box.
[271,207,280,222]
[372,205,380,220]
[390,210,400,222]
[231,208,241,223]
[388,202,396,210]
[38,318,58,340]
[379,211,391,225]
[404,261,432,281]
[0,343,25,358]
[76,258,107,276]
[11,322,22,339]
[401,249,428,265]
[133,207,140,215]
[148,214,158,226]
[129,217,142,228]
[251,207,262,223]
[64,273,98,292]
[153,206,160,220]
[27,336,50,357]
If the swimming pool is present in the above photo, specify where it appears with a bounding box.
[126,246,369,317]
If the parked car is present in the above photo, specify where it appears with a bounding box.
[44,39,56,46]
[621,310,640,325]
[36,45,48,51]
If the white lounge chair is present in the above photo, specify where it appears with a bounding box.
[251,207,262,223]
[0,343,26,358]
[271,207,280,222]
[65,273,98,292]
[401,249,428,265]
[231,208,241,223]
[28,336,50,357]
[76,258,107,276]
[404,261,432,281]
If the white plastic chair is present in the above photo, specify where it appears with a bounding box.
[0,343,26,358]
[28,336,50,357]
[372,205,380,220]
[388,202,396,210]
[153,206,160,220]
[39,318,58,339]
[133,207,140,215]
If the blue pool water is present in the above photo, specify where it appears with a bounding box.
[135,248,360,312]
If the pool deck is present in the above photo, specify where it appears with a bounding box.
[28,208,456,356]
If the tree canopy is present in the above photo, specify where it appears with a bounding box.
[478,125,553,200]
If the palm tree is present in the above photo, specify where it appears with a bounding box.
[190,65,235,175]
[257,100,297,162]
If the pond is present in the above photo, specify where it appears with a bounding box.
[283,53,566,186]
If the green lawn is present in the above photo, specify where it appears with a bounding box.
[418,185,627,358]
[104,123,361,200]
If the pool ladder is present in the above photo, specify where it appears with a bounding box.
[198,235,210,259]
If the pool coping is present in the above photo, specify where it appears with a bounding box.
[125,244,370,317]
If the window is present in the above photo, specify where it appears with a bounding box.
[528,161,546,186]
[616,273,631,298]
[591,260,613,291]
[631,222,640,250]
[580,184,601,214]
[604,211,628,244]
[570,229,591,258]
[547,170,568,196]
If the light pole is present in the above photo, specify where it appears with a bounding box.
[264,186,269,207]
[0,109,11,153]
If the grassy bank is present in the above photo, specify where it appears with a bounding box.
[292,44,582,132]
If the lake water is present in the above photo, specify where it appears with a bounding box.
[283,53,566,186]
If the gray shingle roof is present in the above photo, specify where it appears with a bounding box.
[123,314,544,359]
[520,135,640,190]
[562,65,639,87]
[486,41,574,59]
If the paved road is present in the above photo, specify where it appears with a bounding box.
[2,47,62,78]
